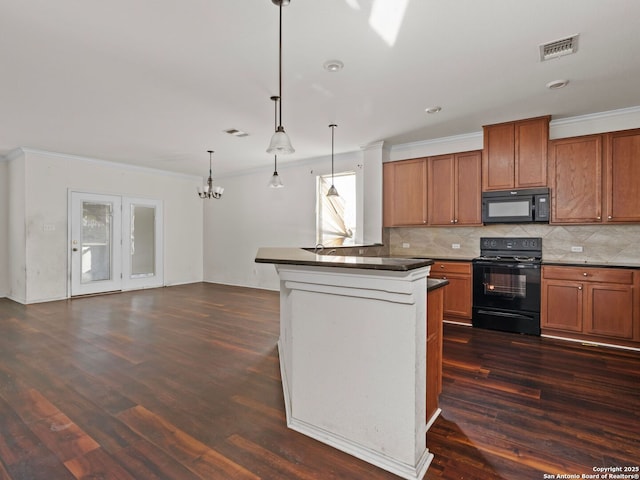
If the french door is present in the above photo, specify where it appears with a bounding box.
[70,192,163,296]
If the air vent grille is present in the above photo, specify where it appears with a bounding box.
[224,128,249,137]
[539,35,579,61]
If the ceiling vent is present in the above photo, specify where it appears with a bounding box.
[539,34,579,61]
[224,128,249,137]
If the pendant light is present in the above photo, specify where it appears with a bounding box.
[197,150,224,199]
[266,0,295,155]
[327,124,339,197]
[268,95,284,188]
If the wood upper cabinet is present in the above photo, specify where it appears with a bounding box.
[605,128,640,222]
[482,116,550,191]
[428,151,482,226]
[548,134,603,224]
[542,266,640,346]
[549,128,640,224]
[383,158,427,227]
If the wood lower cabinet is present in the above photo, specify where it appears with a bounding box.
[482,116,550,191]
[383,158,427,226]
[426,284,444,425]
[428,151,482,226]
[541,265,640,347]
[429,261,472,324]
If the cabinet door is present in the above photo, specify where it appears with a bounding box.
[549,135,603,224]
[427,154,455,225]
[605,129,640,222]
[383,159,427,226]
[426,286,444,422]
[541,280,583,332]
[455,151,482,225]
[430,273,472,320]
[515,117,549,188]
[585,283,634,339]
[483,122,514,191]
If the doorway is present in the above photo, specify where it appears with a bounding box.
[70,192,163,296]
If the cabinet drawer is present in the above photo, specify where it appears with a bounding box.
[543,266,633,284]
[431,261,471,275]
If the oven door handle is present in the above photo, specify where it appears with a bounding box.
[473,261,540,269]
[476,309,531,319]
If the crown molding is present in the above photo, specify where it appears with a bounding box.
[11,147,201,180]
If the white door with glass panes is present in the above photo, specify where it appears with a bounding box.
[70,192,122,295]
[122,197,163,291]
[70,192,163,296]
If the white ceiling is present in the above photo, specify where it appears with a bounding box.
[2,0,640,177]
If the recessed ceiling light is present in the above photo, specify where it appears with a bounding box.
[425,106,442,114]
[323,60,344,72]
[546,79,569,90]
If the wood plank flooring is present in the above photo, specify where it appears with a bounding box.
[0,283,638,479]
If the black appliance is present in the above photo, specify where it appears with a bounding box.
[472,237,542,335]
[482,188,550,224]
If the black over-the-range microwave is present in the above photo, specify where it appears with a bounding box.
[481,187,550,224]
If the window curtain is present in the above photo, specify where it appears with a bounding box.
[319,176,353,246]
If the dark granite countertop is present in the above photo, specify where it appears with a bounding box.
[255,248,434,272]
[542,260,640,269]
[427,278,449,292]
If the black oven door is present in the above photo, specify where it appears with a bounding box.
[472,261,541,335]
[473,261,540,312]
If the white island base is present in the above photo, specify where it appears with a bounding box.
[275,263,433,480]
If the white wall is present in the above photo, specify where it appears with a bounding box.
[203,150,367,290]
[12,149,203,304]
[0,159,7,297]
[7,152,26,302]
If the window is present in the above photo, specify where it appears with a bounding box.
[317,171,357,246]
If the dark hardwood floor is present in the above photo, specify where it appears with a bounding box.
[0,283,638,479]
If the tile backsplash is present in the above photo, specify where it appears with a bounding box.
[387,224,640,265]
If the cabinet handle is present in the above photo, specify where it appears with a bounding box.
[578,286,582,290]
[440,265,445,269]
[596,216,601,220]
[454,219,458,223]
[583,272,588,276]
[450,220,454,223]
[608,215,612,219]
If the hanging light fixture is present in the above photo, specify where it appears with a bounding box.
[266,0,295,155]
[327,124,339,197]
[268,95,284,188]
[197,150,224,199]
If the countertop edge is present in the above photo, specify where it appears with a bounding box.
[255,247,434,272]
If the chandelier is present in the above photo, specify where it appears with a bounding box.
[197,150,224,199]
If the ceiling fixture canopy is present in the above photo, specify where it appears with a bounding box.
[546,79,569,90]
[197,150,224,199]
[269,95,284,188]
[327,124,339,197]
[267,0,295,155]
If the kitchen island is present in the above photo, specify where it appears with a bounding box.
[255,248,435,480]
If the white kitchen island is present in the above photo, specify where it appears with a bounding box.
[255,248,434,480]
